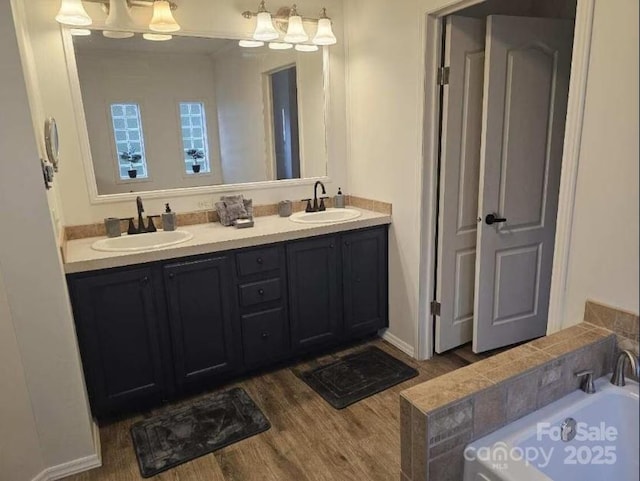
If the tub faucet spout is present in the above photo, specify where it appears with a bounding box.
[611,350,639,387]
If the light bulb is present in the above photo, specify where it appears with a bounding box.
[143,33,172,41]
[105,0,134,30]
[149,0,181,33]
[284,11,308,43]
[269,42,293,50]
[239,40,264,48]
[70,28,92,36]
[295,44,318,52]
[254,11,279,41]
[55,0,92,26]
[103,30,134,39]
[313,17,336,45]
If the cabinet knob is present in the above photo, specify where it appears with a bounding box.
[344,241,350,246]
[141,276,150,284]
[168,273,175,280]
[258,288,265,295]
[329,243,334,249]
[256,257,263,264]
[261,332,270,339]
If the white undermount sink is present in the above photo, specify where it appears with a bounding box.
[91,230,193,252]
[289,208,362,224]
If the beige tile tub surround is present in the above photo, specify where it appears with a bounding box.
[63,196,391,241]
[584,300,639,355]
[400,323,616,481]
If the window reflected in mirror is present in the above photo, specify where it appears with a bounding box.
[71,33,328,195]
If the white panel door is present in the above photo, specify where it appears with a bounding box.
[473,15,573,353]
[435,16,485,353]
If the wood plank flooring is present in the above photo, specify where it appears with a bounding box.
[64,339,478,481]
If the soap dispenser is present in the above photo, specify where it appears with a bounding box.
[334,187,345,208]
[162,203,177,231]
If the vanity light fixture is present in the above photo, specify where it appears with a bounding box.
[103,30,135,38]
[69,28,92,36]
[55,0,92,26]
[238,39,265,48]
[242,3,337,47]
[143,33,173,41]
[149,0,181,32]
[283,5,308,43]
[105,0,135,31]
[313,8,336,45]
[269,42,293,50]
[294,44,318,52]
[251,1,279,41]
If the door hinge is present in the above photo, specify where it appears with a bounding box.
[438,66,450,86]
[430,300,441,316]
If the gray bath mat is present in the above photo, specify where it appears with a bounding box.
[300,347,419,409]
[131,387,270,477]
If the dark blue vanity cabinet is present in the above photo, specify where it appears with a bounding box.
[287,235,341,351]
[69,267,171,418]
[163,257,239,393]
[68,225,388,420]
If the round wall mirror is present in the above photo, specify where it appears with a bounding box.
[44,117,60,171]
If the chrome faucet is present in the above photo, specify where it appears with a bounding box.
[303,181,327,213]
[575,370,596,394]
[610,350,639,386]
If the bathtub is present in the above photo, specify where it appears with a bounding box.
[463,377,639,481]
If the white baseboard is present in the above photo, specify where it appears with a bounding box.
[379,329,415,358]
[32,421,102,481]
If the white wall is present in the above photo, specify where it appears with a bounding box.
[76,49,225,194]
[563,0,639,322]
[0,270,44,481]
[2,1,96,477]
[20,0,347,226]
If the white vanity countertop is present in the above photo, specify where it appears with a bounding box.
[63,208,391,274]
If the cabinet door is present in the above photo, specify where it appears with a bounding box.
[287,235,340,351]
[71,268,167,417]
[342,227,388,336]
[164,257,237,392]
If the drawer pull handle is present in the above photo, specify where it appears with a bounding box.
[261,332,270,339]
[258,288,265,295]
[256,257,263,264]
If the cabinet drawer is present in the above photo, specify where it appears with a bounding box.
[239,278,281,307]
[241,308,288,366]
[236,246,280,277]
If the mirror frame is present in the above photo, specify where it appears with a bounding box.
[62,27,332,204]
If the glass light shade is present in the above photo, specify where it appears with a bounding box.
[105,0,134,30]
[313,18,336,45]
[103,30,135,39]
[253,11,278,41]
[149,0,181,33]
[70,28,92,36]
[239,39,264,48]
[268,42,293,50]
[295,44,318,52]
[284,15,308,43]
[143,33,172,41]
[55,0,92,26]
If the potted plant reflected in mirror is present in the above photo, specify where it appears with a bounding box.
[120,149,143,179]
[187,149,204,173]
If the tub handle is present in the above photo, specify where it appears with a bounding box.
[575,369,595,394]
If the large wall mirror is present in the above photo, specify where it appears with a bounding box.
[68,31,328,196]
